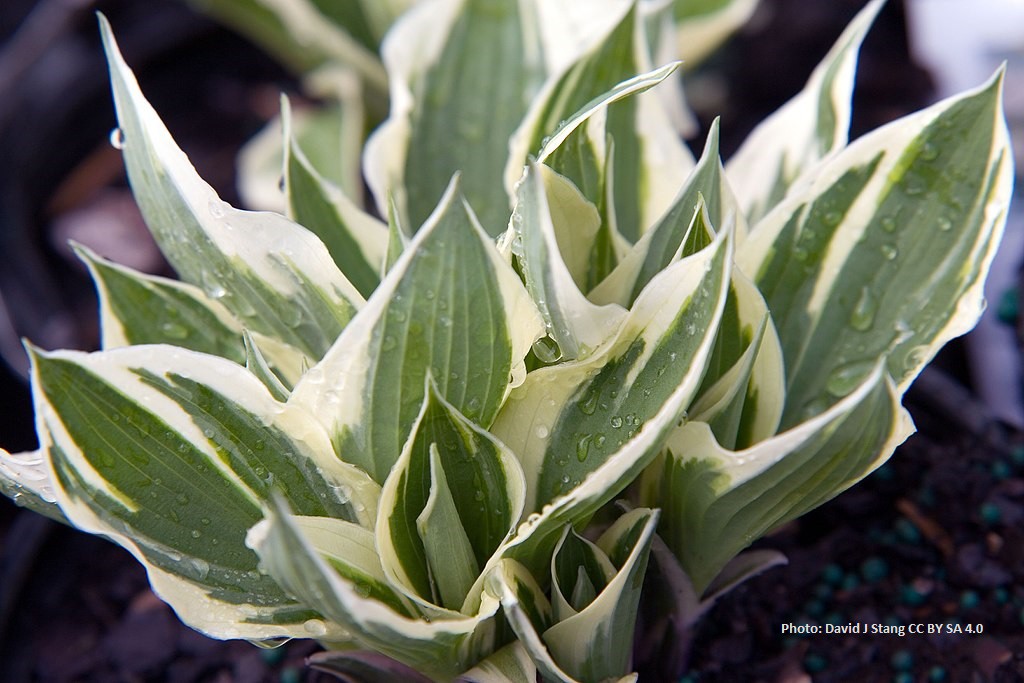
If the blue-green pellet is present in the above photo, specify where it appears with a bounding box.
[890,649,914,671]
[894,518,921,543]
[822,563,844,586]
[979,502,1002,525]
[991,460,1012,480]
[804,653,827,674]
[861,557,890,583]
[900,584,926,606]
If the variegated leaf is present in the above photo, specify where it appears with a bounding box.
[238,68,368,214]
[76,244,245,362]
[738,70,1014,428]
[541,509,658,683]
[489,230,730,582]
[365,0,548,236]
[511,162,627,362]
[184,0,391,89]
[689,271,785,449]
[658,367,911,592]
[283,97,388,298]
[102,17,364,362]
[509,5,691,242]
[458,642,538,683]
[31,345,380,640]
[248,495,503,680]
[0,446,67,524]
[726,0,882,224]
[648,0,760,67]
[377,380,526,614]
[290,176,544,484]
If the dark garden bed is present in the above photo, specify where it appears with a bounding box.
[0,1,1021,681]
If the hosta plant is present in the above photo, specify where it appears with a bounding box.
[0,1,1013,681]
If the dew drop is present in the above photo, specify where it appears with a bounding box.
[208,199,226,218]
[825,360,874,397]
[190,529,201,539]
[535,425,550,439]
[160,321,190,340]
[109,127,125,150]
[849,287,877,332]
[823,211,841,227]
[937,216,953,232]
[176,493,190,505]
[474,489,485,501]
[575,434,592,462]
[303,619,328,636]
[903,178,925,196]
[578,390,599,415]
[880,244,898,261]
[880,216,898,233]
[381,335,397,351]
[919,142,939,161]
[610,416,623,429]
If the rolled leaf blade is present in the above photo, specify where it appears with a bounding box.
[376,380,526,612]
[249,495,503,680]
[290,176,543,484]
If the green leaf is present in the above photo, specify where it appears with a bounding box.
[290,176,543,484]
[249,495,503,680]
[594,119,745,307]
[458,642,538,683]
[377,380,526,612]
[658,367,911,592]
[417,446,483,610]
[101,17,364,361]
[662,0,759,66]
[491,510,657,683]
[366,0,547,236]
[32,345,380,639]
[510,6,691,242]
[0,446,68,524]
[309,651,435,683]
[738,69,1014,427]
[75,244,245,363]
[489,230,731,582]
[541,509,658,683]
[289,515,418,617]
[727,0,882,224]
[494,228,731,513]
[243,331,291,401]
[550,526,615,620]
[184,0,389,90]
[689,271,785,449]
[283,97,387,299]
[511,162,627,361]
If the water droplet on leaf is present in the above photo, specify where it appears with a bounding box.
[109,128,125,150]
[849,287,877,332]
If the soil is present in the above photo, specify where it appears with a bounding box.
[0,1,1021,682]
